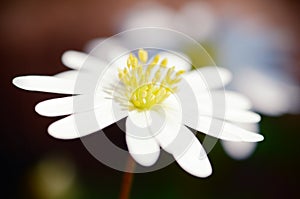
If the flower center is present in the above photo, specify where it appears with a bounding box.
[118,49,185,111]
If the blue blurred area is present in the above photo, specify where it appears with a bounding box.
[217,22,296,85]
[215,20,300,115]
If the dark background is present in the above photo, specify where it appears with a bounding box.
[1,0,299,198]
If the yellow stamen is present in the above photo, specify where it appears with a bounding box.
[118,49,184,110]
[176,70,185,75]
[138,49,148,63]
[160,58,168,68]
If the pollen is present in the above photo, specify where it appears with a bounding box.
[118,49,185,110]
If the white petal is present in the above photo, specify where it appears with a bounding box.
[178,91,258,144]
[35,94,107,117]
[179,89,255,124]
[221,123,258,160]
[184,116,264,142]
[179,67,232,94]
[193,66,232,87]
[221,109,260,123]
[196,91,252,110]
[222,141,257,160]
[140,95,211,177]
[126,113,160,166]
[122,95,182,160]
[54,70,79,80]
[13,76,77,94]
[223,110,260,123]
[149,95,183,152]
[62,51,107,72]
[128,110,151,128]
[158,51,192,71]
[172,126,212,178]
[48,100,127,139]
[55,68,119,96]
[186,106,260,123]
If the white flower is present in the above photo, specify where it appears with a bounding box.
[13,49,263,177]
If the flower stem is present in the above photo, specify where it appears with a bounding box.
[119,156,136,199]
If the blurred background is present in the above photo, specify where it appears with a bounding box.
[1,0,300,198]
